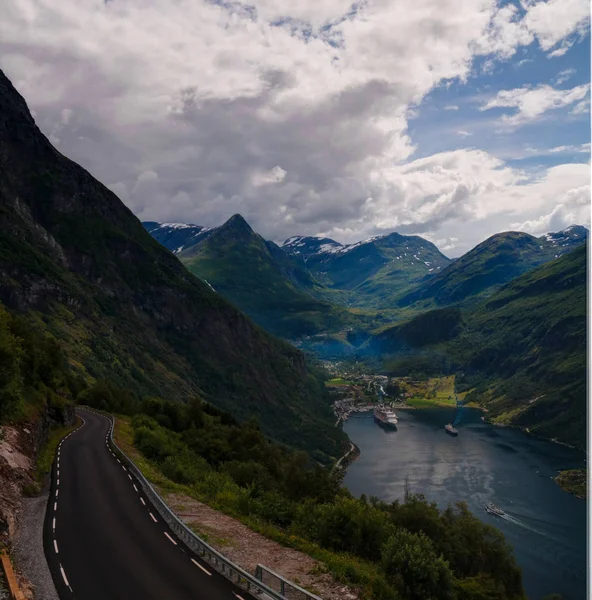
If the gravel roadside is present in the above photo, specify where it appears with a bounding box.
[13,493,59,600]
[166,492,359,600]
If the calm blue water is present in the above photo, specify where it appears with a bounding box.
[343,407,588,600]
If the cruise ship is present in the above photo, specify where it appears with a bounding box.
[374,406,398,429]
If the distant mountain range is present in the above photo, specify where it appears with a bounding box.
[282,231,452,308]
[144,218,587,326]
[0,69,345,461]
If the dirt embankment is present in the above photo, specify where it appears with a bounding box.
[166,492,359,600]
[0,424,37,598]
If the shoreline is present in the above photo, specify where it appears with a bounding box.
[482,416,586,454]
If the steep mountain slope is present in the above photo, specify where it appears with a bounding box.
[398,229,587,308]
[142,221,213,254]
[375,244,587,447]
[283,232,451,307]
[175,215,359,338]
[0,69,345,461]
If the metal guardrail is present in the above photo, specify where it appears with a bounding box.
[255,565,324,600]
[95,409,323,600]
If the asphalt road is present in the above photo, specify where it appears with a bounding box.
[43,408,257,600]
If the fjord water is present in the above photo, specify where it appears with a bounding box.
[343,408,587,600]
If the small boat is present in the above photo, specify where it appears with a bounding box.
[485,502,505,517]
[444,423,458,436]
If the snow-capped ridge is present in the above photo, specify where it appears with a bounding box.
[160,222,200,230]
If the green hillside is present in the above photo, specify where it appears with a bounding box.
[178,215,363,339]
[375,245,587,447]
[398,230,586,309]
[0,69,345,461]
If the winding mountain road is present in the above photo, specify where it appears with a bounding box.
[44,408,256,600]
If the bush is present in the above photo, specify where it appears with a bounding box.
[381,529,454,600]
[133,425,183,461]
[161,452,210,485]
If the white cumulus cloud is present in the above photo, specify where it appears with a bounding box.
[522,0,590,54]
[480,83,590,126]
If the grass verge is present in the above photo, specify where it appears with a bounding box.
[35,418,81,483]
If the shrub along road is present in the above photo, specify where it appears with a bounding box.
[43,408,256,600]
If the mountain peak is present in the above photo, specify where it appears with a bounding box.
[226,213,250,226]
[219,213,254,236]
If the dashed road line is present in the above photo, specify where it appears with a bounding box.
[191,558,212,576]
[164,532,177,545]
[60,564,71,590]
[133,484,138,492]
[52,517,56,531]
[54,502,57,511]
[149,512,158,523]
[54,539,59,554]
[140,497,146,506]
[232,593,246,600]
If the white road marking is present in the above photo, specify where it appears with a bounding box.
[54,502,57,511]
[55,489,59,499]
[191,558,212,576]
[140,497,146,506]
[54,539,59,553]
[60,564,70,587]
[133,484,138,492]
[117,459,121,464]
[232,593,246,600]
[57,479,60,486]
[122,466,127,471]
[52,517,56,530]
[164,532,177,545]
[149,512,158,523]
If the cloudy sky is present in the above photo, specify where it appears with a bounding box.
[1,0,590,256]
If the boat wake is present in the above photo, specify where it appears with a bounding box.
[497,512,560,542]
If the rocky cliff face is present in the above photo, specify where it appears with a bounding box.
[0,69,343,460]
[0,404,74,545]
